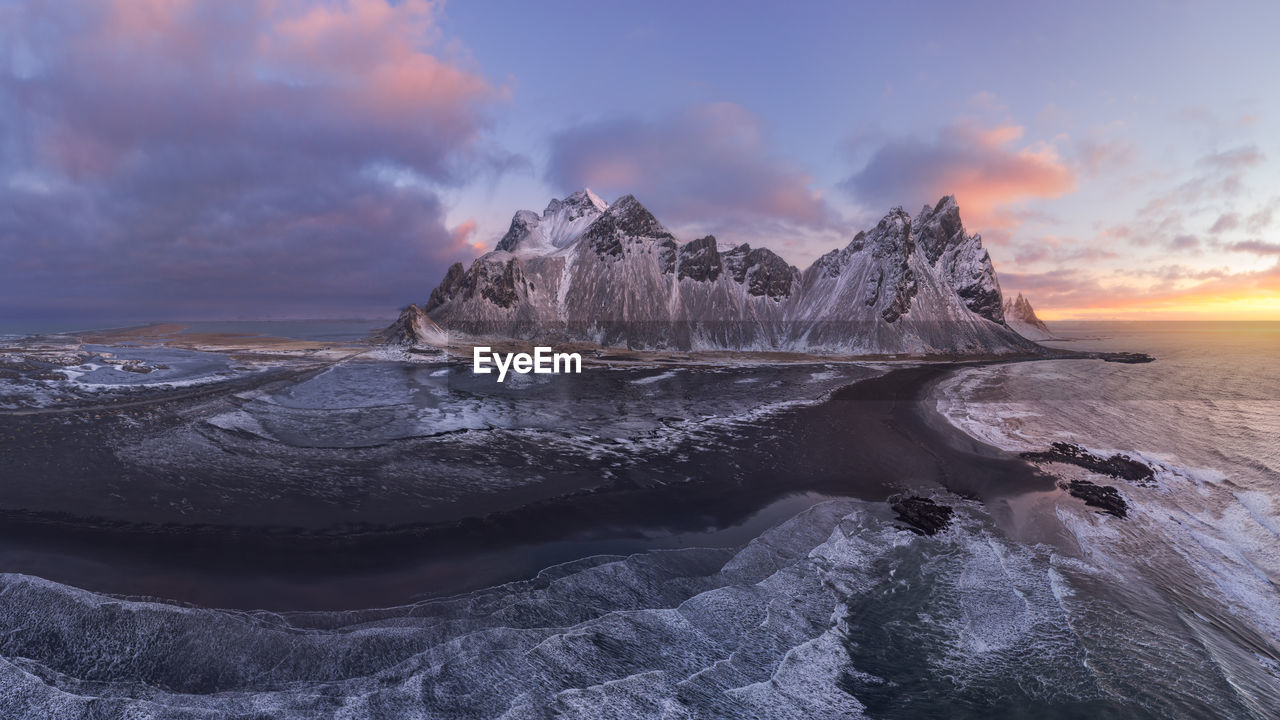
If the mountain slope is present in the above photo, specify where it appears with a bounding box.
[413,191,1036,355]
[381,304,448,349]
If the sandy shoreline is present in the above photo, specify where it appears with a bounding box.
[0,353,1060,610]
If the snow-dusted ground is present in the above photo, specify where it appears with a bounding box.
[201,359,879,453]
[0,498,1131,719]
[0,344,272,409]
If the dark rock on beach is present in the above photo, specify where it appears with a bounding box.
[1059,479,1128,518]
[890,496,954,535]
[1096,352,1155,363]
[1021,442,1155,484]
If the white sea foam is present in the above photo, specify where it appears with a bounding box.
[630,370,677,385]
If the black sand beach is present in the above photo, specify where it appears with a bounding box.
[0,362,1054,609]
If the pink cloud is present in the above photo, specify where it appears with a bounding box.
[0,0,507,318]
[14,0,504,180]
[546,102,836,234]
[442,218,484,257]
[842,120,1076,232]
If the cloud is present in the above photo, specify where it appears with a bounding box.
[839,120,1076,231]
[1012,236,1120,265]
[1246,198,1279,233]
[1196,145,1265,172]
[545,102,837,237]
[1002,257,1280,319]
[1112,145,1269,252]
[1071,132,1137,176]
[1208,213,1240,233]
[1170,145,1267,200]
[445,218,485,256]
[0,0,507,320]
[1228,240,1280,255]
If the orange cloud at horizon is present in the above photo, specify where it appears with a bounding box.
[1039,296,1280,321]
[1029,267,1280,321]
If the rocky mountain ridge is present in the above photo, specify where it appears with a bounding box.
[394,191,1038,355]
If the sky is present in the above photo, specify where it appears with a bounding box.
[2,0,1278,325]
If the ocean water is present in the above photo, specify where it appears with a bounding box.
[935,321,1280,717]
[0,318,391,343]
[0,322,1276,718]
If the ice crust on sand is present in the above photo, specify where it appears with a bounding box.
[0,500,1117,719]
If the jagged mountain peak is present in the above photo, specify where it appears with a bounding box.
[382,303,447,349]
[863,206,914,258]
[583,194,675,258]
[1002,292,1053,340]
[545,188,609,217]
[1005,292,1045,324]
[406,191,1034,355]
[604,194,662,226]
[915,195,966,263]
[496,189,611,254]
[902,195,1003,324]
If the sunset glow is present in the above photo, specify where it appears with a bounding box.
[2,0,1278,323]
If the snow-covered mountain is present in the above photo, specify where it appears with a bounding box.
[1002,293,1056,341]
[407,190,1037,355]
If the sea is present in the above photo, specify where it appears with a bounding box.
[0,321,1275,718]
[932,321,1280,718]
[0,318,391,343]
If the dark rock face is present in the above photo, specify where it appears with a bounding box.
[658,238,678,275]
[914,195,966,266]
[479,259,525,308]
[1021,442,1155,484]
[425,262,465,312]
[1060,479,1128,518]
[495,211,539,253]
[814,232,861,279]
[745,248,796,299]
[677,236,722,282]
[890,496,954,535]
[915,195,1004,324]
[587,225,625,258]
[955,282,1003,325]
[862,210,917,323]
[721,244,797,299]
[722,244,753,284]
[583,194,674,259]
